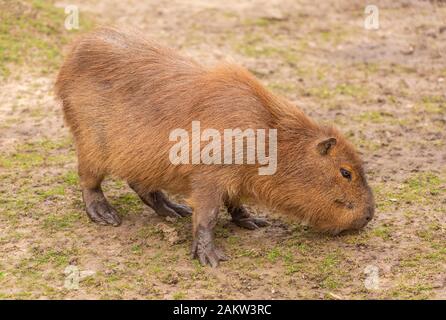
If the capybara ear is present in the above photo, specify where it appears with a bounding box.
[317,137,337,155]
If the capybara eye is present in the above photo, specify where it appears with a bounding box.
[340,168,352,180]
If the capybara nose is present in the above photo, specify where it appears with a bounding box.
[364,206,374,222]
[354,206,374,230]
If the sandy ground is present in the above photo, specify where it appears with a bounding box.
[0,0,445,299]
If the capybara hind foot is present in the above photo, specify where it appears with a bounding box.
[162,197,192,217]
[227,204,269,230]
[82,188,121,226]
[233,216,269,230]
[191,227,229,268]
[129,184,191,218]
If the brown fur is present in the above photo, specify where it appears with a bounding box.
[55,28,374,266]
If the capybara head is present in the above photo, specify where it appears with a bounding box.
[272,123,375,235]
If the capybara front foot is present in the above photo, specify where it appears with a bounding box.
[83,189,121,226]
[191,228,228,268]
[227,205,269,230]
[86,200,121,226]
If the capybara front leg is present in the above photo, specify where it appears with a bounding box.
[226,201,269,230]
[129,184,191,218]
[191,189,228,267]
[82,188,121,226]
[79,167,121,226]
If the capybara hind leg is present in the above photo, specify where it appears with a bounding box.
[129,184,191,218]
[191,187,228,267]
[226,200,269,230]
[163,197,192,217]
[79,166,121,226]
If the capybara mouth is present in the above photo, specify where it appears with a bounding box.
[334,221,372,236]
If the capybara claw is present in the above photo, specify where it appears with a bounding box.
[130,188,191,218]
[156,206,183,218]
[191,233,228,267]
[195,246,228,268]
[168,203,192,217]
[232,217,269,230]
[154,202,191,218]
[86,201,121,226]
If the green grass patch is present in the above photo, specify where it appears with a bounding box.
[112,193,143,214]
[234,34,301,66]
[0,138,74,169]
[37,185,65,199]
[355,111,394,124]
[402,172,444,202]
[16,247,75,274]
[43,212,80,231]
[63,170,79,186]
[266,247,282,263]
[306,83,369,101]
[242,17,279,28]
[0,152,45,169]
[375,172,444,209]
[317,28,352,45]
[267,82,297,94]
[0,0,94,78]
[352,136,381,152]
[417,95,446,114]
[390,282,433,300]
[371,225,392,240]
[317,252,342,290]
[172,291,187,300]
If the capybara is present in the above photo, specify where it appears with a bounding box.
[55,27,375,267]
